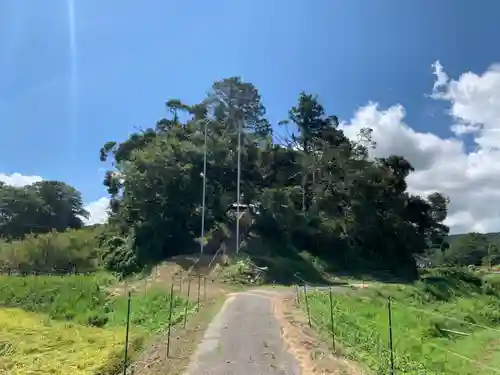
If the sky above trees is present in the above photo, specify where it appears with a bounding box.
[1,0,500,233]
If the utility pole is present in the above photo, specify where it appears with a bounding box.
[200,119,208,255]
[236,114,242,255]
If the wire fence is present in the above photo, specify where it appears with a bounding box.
[98,269,211,375]
[294,282,500,375]
[0,266,210,375]
[124,270,209,374]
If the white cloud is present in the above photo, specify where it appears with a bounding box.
[341,61,500,234]
[83,197,110,225]
[431,60,449,93]
[0,173,43,187]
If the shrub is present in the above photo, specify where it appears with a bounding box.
[0,228,101,275]
[101,234,141,276]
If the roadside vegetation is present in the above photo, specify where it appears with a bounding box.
[0,226,103,275]
[303,268,500,374]
[3,76,493,374]
[0,274,190,374]
[430,231,500,269]
[1,308,131,375]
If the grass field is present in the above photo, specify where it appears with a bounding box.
[0,308,138,375]
[0,273,115,326]
[302,268,500,375]
[0,274,191,374]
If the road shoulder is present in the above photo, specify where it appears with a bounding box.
[274,294,365,375]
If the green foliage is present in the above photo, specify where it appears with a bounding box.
[304,269,500,374]
[0,228,102,274]
[0,76,451,278]
[0,180,89,240]
[106,287,191,332]
[253,254,328,285]
[448,231,500,245]
[439,232,500,267]
[208,76,272,138]
[99,77,274,268]
[219,258,265,285]
[0,274,190,331]
[10,77,442,277]
[259,93,448,277]
[234,234,331,284]
[100,233,140,277]
[0,274,114,325]
[0,74,454,278]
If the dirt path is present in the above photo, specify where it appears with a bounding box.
[185,289,301,375]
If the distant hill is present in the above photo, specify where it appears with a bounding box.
[447,232,500,244]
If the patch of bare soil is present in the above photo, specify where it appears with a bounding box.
[349,283,371,289]
[107,262,184,296]
[107,258,236,298]
[170,272,242,302]
[273,295,368,375]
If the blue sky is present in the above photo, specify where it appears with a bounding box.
[2,0,500,232]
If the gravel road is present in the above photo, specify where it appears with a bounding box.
[184,289,301,375]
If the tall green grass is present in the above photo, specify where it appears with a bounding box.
[0,274,191,331]
[0,274,114,325]
[303,268,500,375]
[0,273,193,374]
[106,287,191,333]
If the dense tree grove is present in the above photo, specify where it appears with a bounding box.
[98,77,450,277]
[430,232,500,267]
[0,180,88,239]
[0,77,452,277]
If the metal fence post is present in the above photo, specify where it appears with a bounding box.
[123,291,132,375]
[303,284,312,327]
[183,276,192,329]
[166,282,175,358]
[178,271,183,294]
[328,286,336,352]
[203,276,207,300]
[387,297,395,375]
[197,273,201,311]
